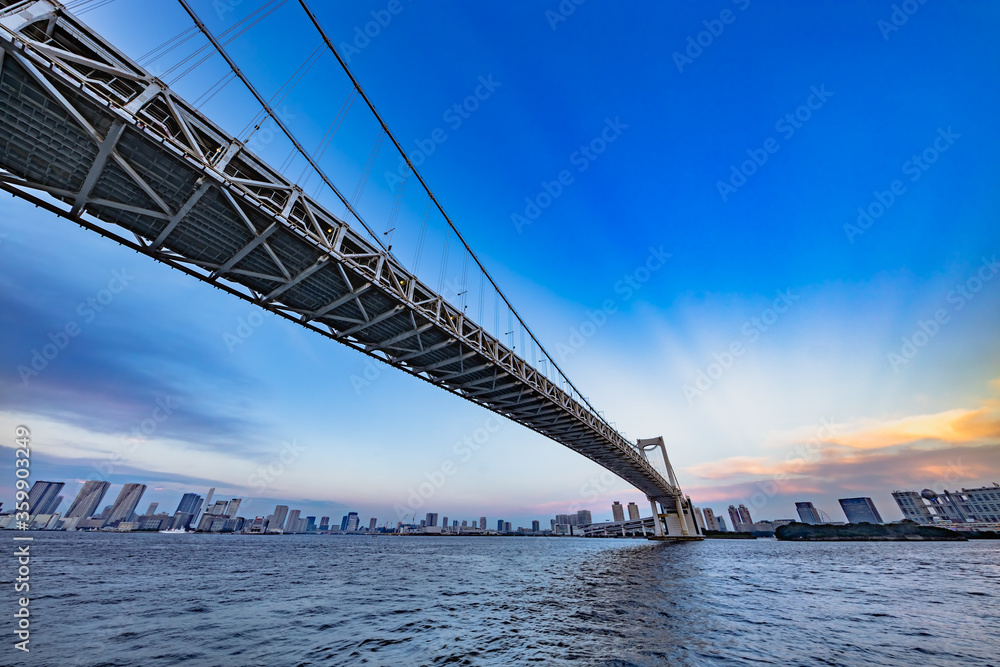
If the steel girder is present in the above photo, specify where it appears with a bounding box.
[0,0,682,503]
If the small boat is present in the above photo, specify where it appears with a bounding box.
[158,528,189,534]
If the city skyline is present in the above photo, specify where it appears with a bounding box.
[1,1,999,528]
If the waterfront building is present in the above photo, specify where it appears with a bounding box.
[425,513,438,527]
[306,516,316,532]
[319,516,330,531]
[286,510,302,533]
[892,485,1000,523]
[270,505,289,533]
[532,520,540,532]
[717,516,727,531]
[692,507,706,532]
[26,481,64,517]
[737,504,753,527]
[497,519,504,531]
[226,499,242,517]
[627,502,641,520]
[612,501,625,522]
[65,481,110,519]
[145,502,158,516]
[795,502,823,524]
[368,517,377,531]
[576,510,592,525]
[479,517,487,530]
[104,484,147,527]
[504,521,512,532]
[838,497,883,524]
[346,512,359,531]
[441,516,448,530]
[170,511,193,530]
[175,493,203,517]
[703,508,717,530]
[452,520,458,528]
[728,505,743,531]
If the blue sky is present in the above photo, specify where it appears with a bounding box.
[1,0,999,528]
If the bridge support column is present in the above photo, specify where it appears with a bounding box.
[649,499,663,537]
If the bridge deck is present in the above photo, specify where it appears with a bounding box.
[0,0,682,504]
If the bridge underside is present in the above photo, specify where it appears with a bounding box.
[0,0,687,508]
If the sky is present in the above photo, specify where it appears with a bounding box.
[1,0,999,528]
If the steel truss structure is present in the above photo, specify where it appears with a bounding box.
[0,0,689,510]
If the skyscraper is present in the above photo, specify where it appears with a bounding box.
[727,505,742,531]
[576,509,592,525]
[795,502,823,524]
[270,505,289,532]
[175,493,203,516]
[145,502,158,516]
[531,520,540,532]
[479,517,487,530]
[368,517,377,531]
[320,516,330,531]
[612,502,625,522]
[225,499,241,517]
[65,481,110,519]
[345,512,359,531]
[627,502,641,520]
[737,504,753,527]
[26,481,64,516]
[306,516,316,531]
[703,507,717,530]
[103,484,146,527]
[286,509,301,533]
[497,519,504,531]
[839,497,883,524]
[425,513,438,527]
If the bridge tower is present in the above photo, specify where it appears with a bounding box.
[638,437,701,539]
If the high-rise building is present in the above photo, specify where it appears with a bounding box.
[225,499,241,517]
[497,519,504,532]
[452,520,458,527]
[145,502,158,516]
[441,516,449,530]
[504,521,512,533]
[627,502,641,520]
[425,513,438,527]
[65,481,110,519]
[340,515,349,530]
[727,505,742,531]
[175,493,203,517]
[26,481,64,516]
[369,517,378,531]
[716,516,728,531]
[346,512,359,531]
[319,516,330,531]
[737,504,753,527]
[479,517,487,530]
[893,485,1000,524]
[199,487,215,523]
[286,509,302,533]
[576,509,592,525]
[703,507,717,530]
[839,497,883,524]
[306,516,316,532]
[531,520,540,532]
[795,502,823,524]
[104,484,147,527]
[49,495,64,514]
[270,505,289,532]
[612,502,625,522]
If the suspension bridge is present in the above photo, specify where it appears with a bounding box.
[0,0,701,538]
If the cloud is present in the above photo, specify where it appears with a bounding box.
[826,402,1000,450]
